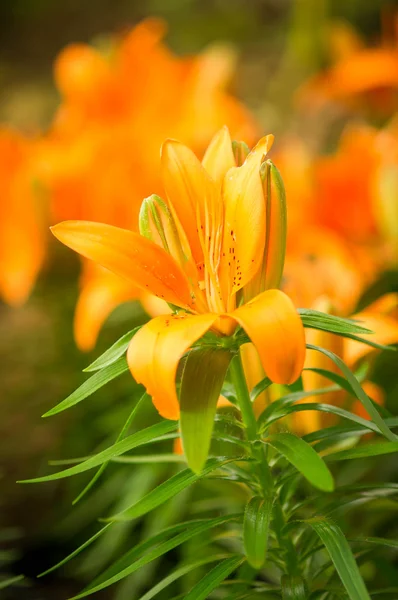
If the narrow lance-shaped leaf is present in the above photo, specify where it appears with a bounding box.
[307,344,397,442]
[42,356,129,417]
[326,441,398,462]
[180,347,232,473]
[136,554,234,600]
[87,519,236,591]
[263,432,334,492]
[0,575,25,590]
[307,518,371,600]
[262,402,385,435]
[184,555,245,600]
[300,309,395,352]
[38,524,112,577]
[73,392,149,504]
[107,457,241,522]
[19,420,176,483]
[250,376,272,402]
[243,495,274,569]
[299,309,373,335]
[71,514,239,599]
[84,328,139,372]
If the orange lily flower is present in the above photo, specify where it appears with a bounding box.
[35,19,258,350]
[0,129,46,306]
[298,18,398,115]
[51,127,306,420]
[314,126,379,244]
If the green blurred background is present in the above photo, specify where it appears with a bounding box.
[0,1,397,598]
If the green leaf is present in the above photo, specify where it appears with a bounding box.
[250,376,272,402]
[184,555,244,600]
[73,392,149,504]
[136,554,233,600]
[39,524,112,576]
[263,402,385,435]
[87,518,232,591]
[281,575,307,599]
[110,453,186,464]
[303,366,364,395]
[0,575,25,590]
[42,357,129,417]
[327,441,398,462]
[353,537,398,549]
[19,420,176,483]
[84,328,139,372]
[307,344,397,442]
[299,309,373,335]
[258,386,341,430]
[243,495,274,568]
[107,456,240,522]
[307,518,371,600]
[72,515,239,599]
[180,347,232,473]
[256,365,367,422]
[264,433,334,491]
[300,310,395,352]
[303,417,398,445]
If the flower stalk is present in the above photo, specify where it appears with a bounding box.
[230,351,303,580]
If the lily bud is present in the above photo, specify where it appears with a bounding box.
[243,159,287,300]
[261,159,287,291]
[232,140,250,166]
[139,194,185,265]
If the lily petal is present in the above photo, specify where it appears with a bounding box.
[202,126,235,188]
[161,139,216,266]
[231,289,305,384]
[220,134,274,301]
[127,313,218,420]
[51,220,193,309]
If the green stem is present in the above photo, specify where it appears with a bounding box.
[229,353,273,493]
[229,352,301,577]
[229,354,258,443]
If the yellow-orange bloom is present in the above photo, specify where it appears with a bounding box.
[35,19,258,350]
[0,129,46,306]
[51,128,306,420]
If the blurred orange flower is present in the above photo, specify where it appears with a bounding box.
[271,129,398,436]
[0,129,46,306]
[275,123,398,316]
[36,19,258,350]
[298,19,398,114]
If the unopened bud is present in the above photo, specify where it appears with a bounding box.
[232,140,250,166]
[243,160,287,301]
[260,159,287,290]
[139,194,185,264]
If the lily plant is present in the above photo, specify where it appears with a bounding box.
[22,127,398,600]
